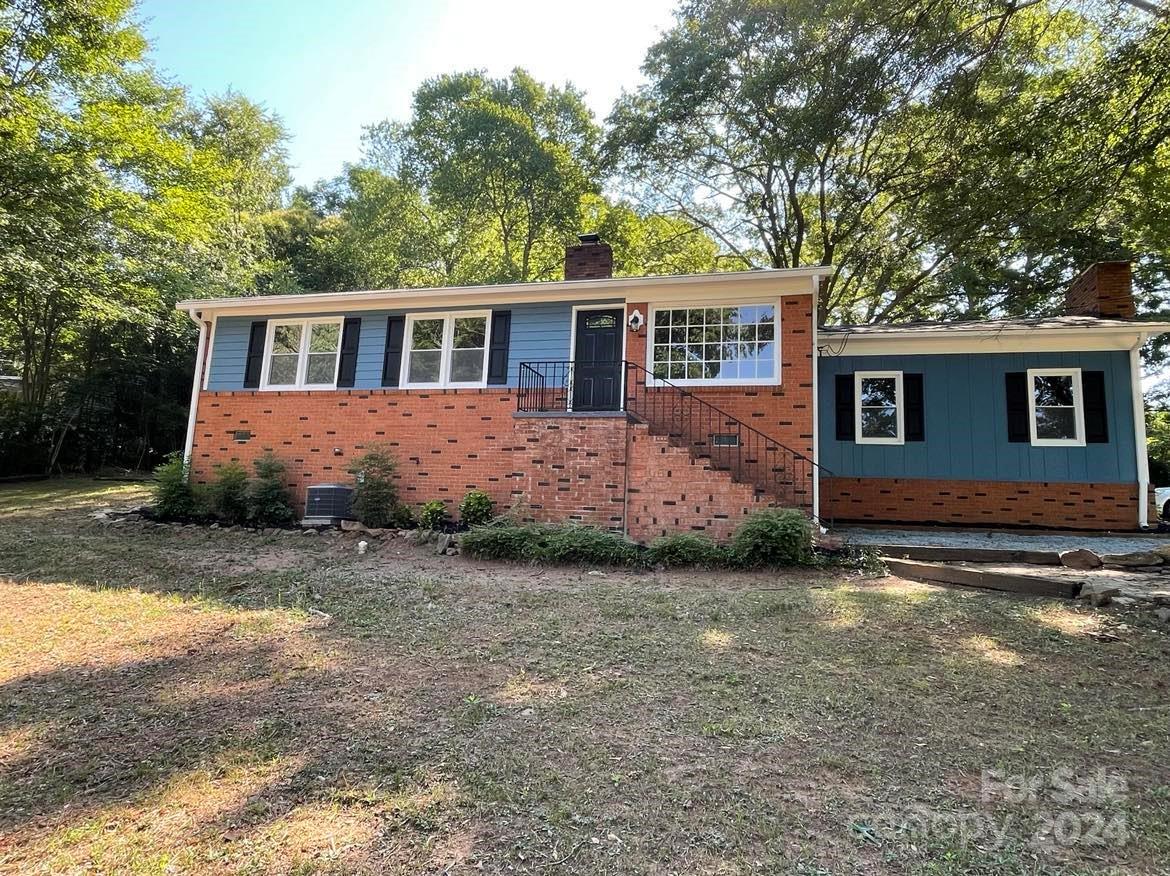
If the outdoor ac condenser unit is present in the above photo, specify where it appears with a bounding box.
[303,483,353,526]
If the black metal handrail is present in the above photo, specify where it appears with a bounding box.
[623,361,826,515]
[517,360,626,413]
[516,359,830,519]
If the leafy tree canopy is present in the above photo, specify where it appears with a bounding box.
[605,0,1170,323]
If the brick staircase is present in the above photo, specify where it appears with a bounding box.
[625,421,774,542]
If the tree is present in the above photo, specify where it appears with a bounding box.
[0,0,291,474]
[606,0,1170,322]
[365,68,602,283]
[579,194,742,276]
[181,92,291,297]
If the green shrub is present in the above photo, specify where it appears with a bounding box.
[151,452,199,520]
[209,461,249,525]
[388,504,415,529]
[419,500,449,531]
[646,532,729,568]
[535,525,642,567]
[348,446,401,528]
[461,523,641,566]
[730,509,815,568]
[247,453,296,527]
[458,490,493,526]
[460,523,544,561]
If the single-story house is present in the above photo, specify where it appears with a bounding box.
[178,237,1169,537]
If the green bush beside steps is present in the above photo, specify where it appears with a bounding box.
[461,509,825,570]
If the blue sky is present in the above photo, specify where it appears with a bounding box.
[137,0,677,187]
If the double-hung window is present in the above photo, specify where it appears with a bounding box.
[854,371,903,444]
[649,304,777,384]
[403,312,490,388]
[1027,368,1084,446]
[262,318,343,389]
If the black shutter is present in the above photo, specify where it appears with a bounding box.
[337,317,362,388]
[243,320,267,389]
[381,315,406,387]
[904,373,925,442]
[1005,372,1030,442]
[1083,370,1109,444]
[487,310,511,385]
[835,373,855,441]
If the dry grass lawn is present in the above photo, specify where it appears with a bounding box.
[0,479,1168,874]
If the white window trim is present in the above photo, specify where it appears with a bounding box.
[260,317,344,390]
[855,370,904,445]
[401,311,492,389]
[644,300,782,387]
[1027,367,1086,447]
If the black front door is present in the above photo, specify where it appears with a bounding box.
[572,308,623,411]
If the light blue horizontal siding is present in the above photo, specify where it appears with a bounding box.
[205,300,621,390]
[206,317,254,390]
[817,350,1137,483]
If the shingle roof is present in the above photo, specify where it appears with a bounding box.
[819,315,1170,336]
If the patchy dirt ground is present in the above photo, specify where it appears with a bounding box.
[1,480,1168,875]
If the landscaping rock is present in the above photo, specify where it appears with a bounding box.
[340,519,365,532]
[366,528,389,538]
[1078,581,1121,607]
[1101,551,1163,567]
[435,533,453,554]
[1154,607,1170,623]
[1060,548,1102,570]
[358,540,369,554]
[444,547,458,556]
[1148,590,1170,605]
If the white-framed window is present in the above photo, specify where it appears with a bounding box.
[261,318,343,389]
[1027,368,1085,447]
[855,371,904,445]
[403,312,491,388]
[648,303,778,385]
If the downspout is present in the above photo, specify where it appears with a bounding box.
[1130,338,1150,528]
[810,276,821,527]
[182,310,210,470]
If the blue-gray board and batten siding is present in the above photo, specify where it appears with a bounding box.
[817,351,1137,483]
[204,300,622,391]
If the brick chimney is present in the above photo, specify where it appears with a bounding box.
[564,233,613,280]
[1065,261,1135,319]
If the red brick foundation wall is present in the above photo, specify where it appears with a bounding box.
[191,389,636,530]
[510,416,628,530]
[823,476,1140,531]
